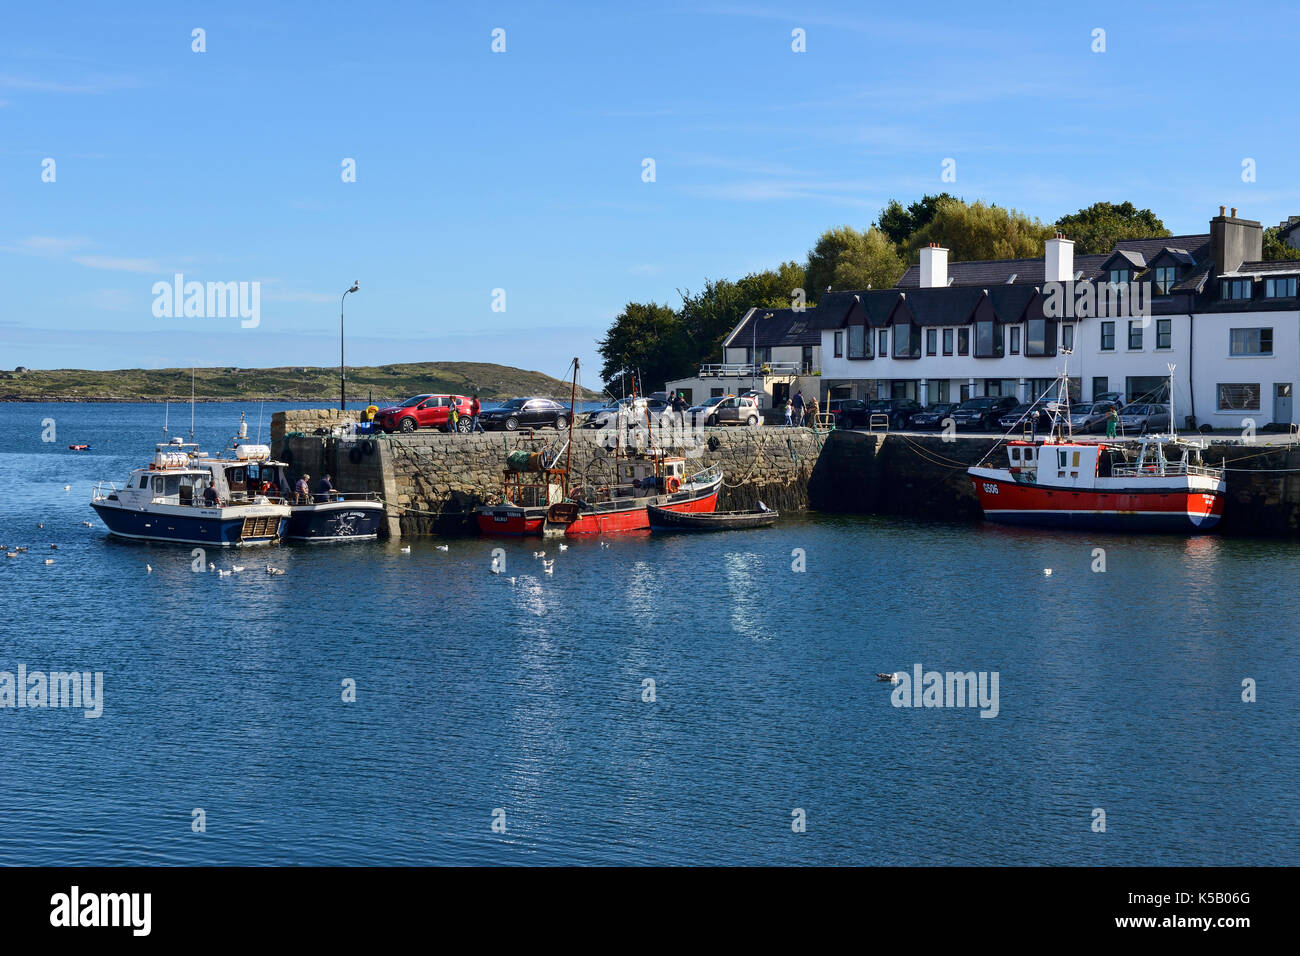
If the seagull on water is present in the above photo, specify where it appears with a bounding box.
[436,544,449,552]
[876,672,901,684]
[558,543,568,551]
[543,560,555,575]
[533,551,545,559]
[400,545,411,554]
[146,564,152,574]
[217,569,232,577]
[44,558,54,566]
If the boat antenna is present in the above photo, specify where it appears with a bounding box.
[189,366,195,441]
[163,400,169,439]
[257,400,265,445]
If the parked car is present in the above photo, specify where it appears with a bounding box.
[374,394,473,433]
[908,402,961,430]
[997,403,1036,431]
[1068,400,1123,434]
[830,399,870,429]
[705,395,763,427]
[581,397,671,430]
[687,395,728,426]
[949,395,1018,431]
[868,399,923,430]
[479,397,570,431]
[1117,403,1171,434]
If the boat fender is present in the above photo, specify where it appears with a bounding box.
[665,476,681,493]
[707,436,721,451]
[361,439,376,456]
[349,445,364,464]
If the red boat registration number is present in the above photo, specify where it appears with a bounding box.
[982,483,999,495]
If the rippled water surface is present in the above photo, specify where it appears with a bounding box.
[0,402,1296,864]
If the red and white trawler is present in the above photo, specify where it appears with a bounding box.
[968,368,1225,533]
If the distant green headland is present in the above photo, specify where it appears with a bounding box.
[0,362,605,404]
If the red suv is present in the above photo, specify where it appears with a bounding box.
[374,394,474,433]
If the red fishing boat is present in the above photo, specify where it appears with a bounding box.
[476,358,723,536]
[968,367,1225,532]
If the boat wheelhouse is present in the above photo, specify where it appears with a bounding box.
[90,439,290,546]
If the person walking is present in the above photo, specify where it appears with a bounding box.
[1105,405,1119,439]
[792,390,805,427]
[783,399,793,427]
[447,398,460,436]
[469,394,484,433]
[807,395,820,429]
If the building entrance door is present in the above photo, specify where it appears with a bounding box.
[1274,383,1293,424]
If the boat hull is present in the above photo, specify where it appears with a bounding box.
[476,506,547,536]
[285,500,386,541]
[564,490,719,535]
[969,473,1224,533]
[90,500,289,546]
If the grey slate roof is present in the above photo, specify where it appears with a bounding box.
[725,307,821,348]
[897,254,1109,287]
[1234,260,1300,275]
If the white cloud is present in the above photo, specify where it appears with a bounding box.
[72,255,161,273]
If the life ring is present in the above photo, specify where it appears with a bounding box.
[665,476,681,493]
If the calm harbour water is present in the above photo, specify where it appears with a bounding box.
[0,401,1296,865]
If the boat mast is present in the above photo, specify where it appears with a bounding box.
[564,357,578,496]
[189,367,195,441]
[1167,363,1177,438]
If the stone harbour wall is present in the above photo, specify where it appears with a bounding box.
[270,410,1300,537]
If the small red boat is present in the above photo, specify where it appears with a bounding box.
[68,444,90,451]
[476,358,723,536]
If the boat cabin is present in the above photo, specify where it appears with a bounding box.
[615,455,688,497]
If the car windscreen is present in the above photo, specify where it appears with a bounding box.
[399,395,429,407]
[1123,405,1150,415]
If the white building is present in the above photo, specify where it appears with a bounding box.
[808,208,1299,429]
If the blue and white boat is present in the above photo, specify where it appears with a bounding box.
[91,438,290,546]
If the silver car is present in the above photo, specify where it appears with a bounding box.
[1117,403,1171,434]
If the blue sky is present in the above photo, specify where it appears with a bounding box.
[4,1,1299,386]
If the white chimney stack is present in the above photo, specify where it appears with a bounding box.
[919,243,948,288]
[1045,233,1074,283]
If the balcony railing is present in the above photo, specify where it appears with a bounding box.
[698,362,815,378]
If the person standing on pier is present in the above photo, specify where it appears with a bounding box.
[792,391,805,427]
[469,394,484,433]
[1105,405,1119,438]
[806,395,820,429]
[783,399,793,427]
[1031,409,1041,441]
[447,398,460,437]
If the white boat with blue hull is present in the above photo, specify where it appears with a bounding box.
[91,439,289,546]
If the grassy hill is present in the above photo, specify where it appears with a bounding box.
[0,362,604,404]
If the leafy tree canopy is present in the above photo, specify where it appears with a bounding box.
[806,226,905,294]
[908,199,1056,262]
[1054,201,1170,255]
[1261,223,1300,262]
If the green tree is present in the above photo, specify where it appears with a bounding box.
[1054,201,1169,255]
[877,193,959,246]
[806,226,905,293]
[678,263,807,364]
[1262,223,1299,261]
[909,200,1055,261]
[597,301,691,396]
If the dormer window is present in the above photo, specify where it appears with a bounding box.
[1221,278,1253,300]
[1154,266,1177,294]
[1264,276,1297,298]
[1108,268,1130,286]
[974,318,1003,358]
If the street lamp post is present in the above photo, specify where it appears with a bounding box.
[340,281,359,410]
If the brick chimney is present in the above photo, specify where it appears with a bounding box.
[1044,233,1074,283]
[919,243,948,288]
[1210,207,1262,274]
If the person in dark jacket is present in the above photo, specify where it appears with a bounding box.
[792,391,805,427]
[314,474,334,503]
